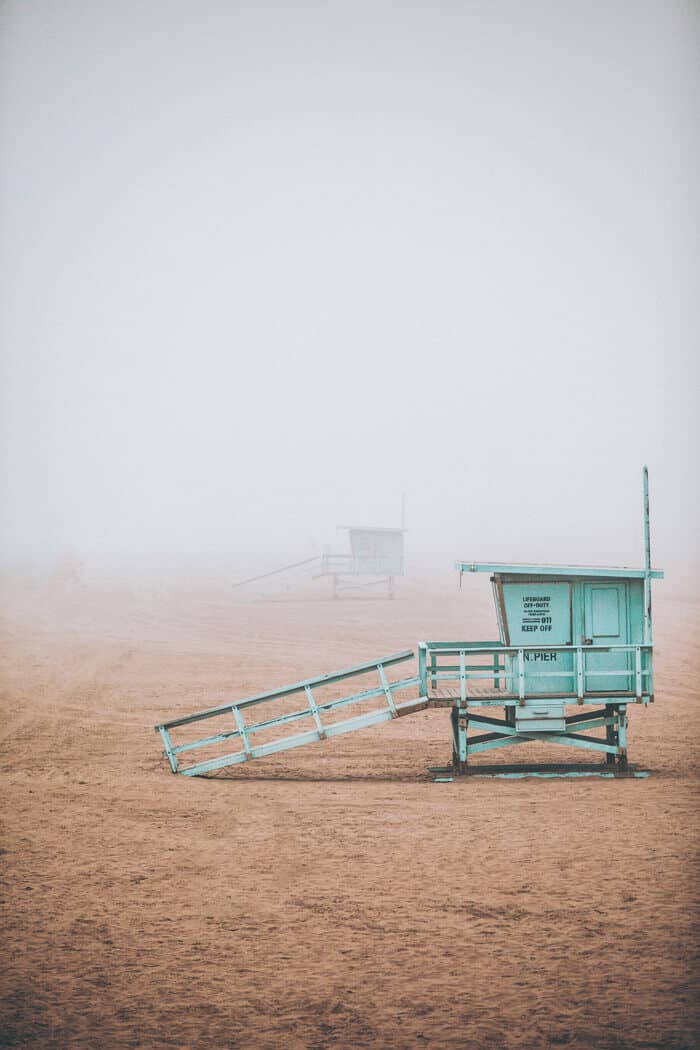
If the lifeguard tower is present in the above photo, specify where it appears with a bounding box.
[156,470,660,778]
[231,500,406,599]
[315,524,405,598]
[422,468,661,771]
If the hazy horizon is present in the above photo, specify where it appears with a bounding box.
[1,2,698,586]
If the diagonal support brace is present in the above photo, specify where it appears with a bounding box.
[304,684,326,739]
[378,664,398,718]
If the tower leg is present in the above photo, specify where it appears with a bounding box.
[605,703,617,765]
[617,706,628,770]
[451,705,468,774]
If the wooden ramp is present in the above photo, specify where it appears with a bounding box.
[155,650,426,776]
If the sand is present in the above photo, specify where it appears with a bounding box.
[1,576,698,1049]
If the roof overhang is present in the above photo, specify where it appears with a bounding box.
[456,561,664,580]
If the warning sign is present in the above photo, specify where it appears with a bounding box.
[503,583,572,647]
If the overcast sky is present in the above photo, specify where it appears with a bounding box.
[1,1,698,581]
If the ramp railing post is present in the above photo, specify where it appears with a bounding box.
[459,649,467,705]
[418,643,428,697]
[634,646,642,703]
[233,707,252,759]
[378,664,398,718]
[304,684,325,739]
[158,727,178,773]
[576,646,584,704]
[517,649,525,706]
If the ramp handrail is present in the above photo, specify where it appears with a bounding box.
[155,649,424,776]
[159,649,414,730]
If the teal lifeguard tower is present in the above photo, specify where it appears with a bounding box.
[156,470,660,777]
[422,468,661,771]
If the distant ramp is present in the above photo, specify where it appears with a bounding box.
[155,650,426,776]
[231,555,320,589]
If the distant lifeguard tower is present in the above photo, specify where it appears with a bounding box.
[315,523,405,598]
[231,498,406,599]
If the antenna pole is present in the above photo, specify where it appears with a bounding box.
[643,465,651,574]
[643,466,652,644]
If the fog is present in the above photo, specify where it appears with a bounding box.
[1,2,698,586]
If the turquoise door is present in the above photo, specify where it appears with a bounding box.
[583,583,631,693]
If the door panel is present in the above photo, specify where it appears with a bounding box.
[583,583,630,692]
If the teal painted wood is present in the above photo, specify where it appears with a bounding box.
[582,582,631,691]
[480,771,650,779]
[458,703,629,763]
[378,664,398,717]
[418,642,427,696]
[304,685,325,739]
[158,726,178,773]
[618,707,628,763]
[466,731,620,756]
[467,735,531,755]
[156,649,414,731]
[421,642,653,705]
[167,672,422,758]
[233,707,252,757]
[422,640,503,648]
[466,715,520,736]
[455,709,467,768]
[431,694,640,708]
[180,695,425,777]
[155,650,425,776]
[457,562,664,579]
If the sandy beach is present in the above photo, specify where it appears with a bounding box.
[0,576,697,1049]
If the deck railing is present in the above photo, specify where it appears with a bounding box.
[318,554,404,577]
[418,641,653,705]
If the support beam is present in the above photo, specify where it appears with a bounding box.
[158,726,178,774]
[233,707,252,758]
[378,665,398,717]
[304,685,325,739]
